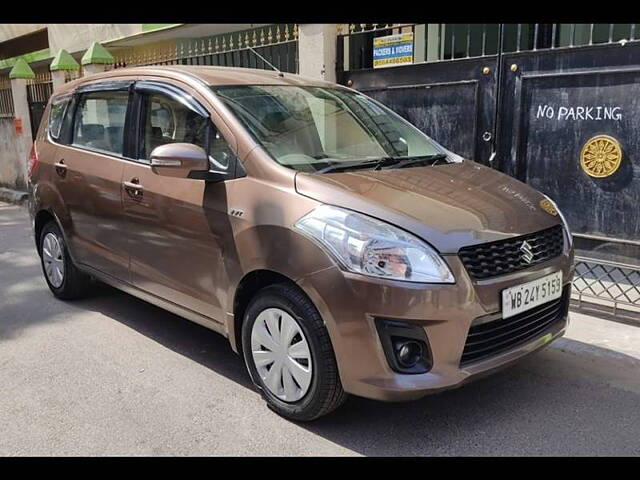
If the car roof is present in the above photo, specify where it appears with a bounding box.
[56,65,340,96]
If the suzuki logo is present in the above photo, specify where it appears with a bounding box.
[520,241,534,264]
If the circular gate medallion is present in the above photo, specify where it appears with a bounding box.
[580,135,622,178]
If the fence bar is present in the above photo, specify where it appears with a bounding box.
[570,23,576,46]
[517,23,522,52]
[533,24,539,50]
[466,24,471,58]
[589,23,594,44]
[451,25,455,59]
[481,24,487,56]
[608,23,614,43]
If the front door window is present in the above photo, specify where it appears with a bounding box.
[140,93,234,171]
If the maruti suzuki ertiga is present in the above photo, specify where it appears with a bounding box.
[28,66,574,421]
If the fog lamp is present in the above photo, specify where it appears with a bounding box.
[375,319,432,374]
[395,340,423,368]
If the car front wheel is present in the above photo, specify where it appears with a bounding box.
[241,283,347,421]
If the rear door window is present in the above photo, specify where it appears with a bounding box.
[48,96,71,141]
[72,91,129,156]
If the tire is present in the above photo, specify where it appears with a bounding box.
[39,220,91,300]
[241,283,348,422]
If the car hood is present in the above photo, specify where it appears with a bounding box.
[294,160,561,254]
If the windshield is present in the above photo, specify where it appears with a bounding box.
[211,84,455,173]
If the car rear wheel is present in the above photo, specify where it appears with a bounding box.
[39,220,91,300]
[241,283,348,421]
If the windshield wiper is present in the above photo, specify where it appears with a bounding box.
[315,153,448,174]
[394,153,449,169]
[372,157,402,170]
[315,158,384,174]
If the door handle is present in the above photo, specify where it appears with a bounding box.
[123,179,144,198]
[54,159,67,177]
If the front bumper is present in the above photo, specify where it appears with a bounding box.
[296,250,574,402]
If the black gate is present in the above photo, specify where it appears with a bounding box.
[340,57,498,165]
[26,76,53,140]
[498,43,640,258]
[338,24,640,315]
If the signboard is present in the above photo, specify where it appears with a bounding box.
[373,32,414,69]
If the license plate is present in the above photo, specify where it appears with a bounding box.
[501,271,563,319]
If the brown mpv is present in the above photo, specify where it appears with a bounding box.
[28,66,574,421]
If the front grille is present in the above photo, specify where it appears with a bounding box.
[460,286,570,366]
[459,225,564,280]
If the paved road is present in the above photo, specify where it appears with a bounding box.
[1,202,639,456]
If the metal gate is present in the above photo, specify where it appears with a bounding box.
[337,24,501,166]
[113,24,299,73]
[338,24,640,315]
[26,73,53,140]
[0,77,14,119]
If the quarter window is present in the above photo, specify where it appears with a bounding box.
[48,96,71,141]
[72,91,129,155]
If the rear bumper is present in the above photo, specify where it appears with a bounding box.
[296,251,574,402]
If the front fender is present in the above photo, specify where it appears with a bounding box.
[226,224,337,301]
[222,224,338,352]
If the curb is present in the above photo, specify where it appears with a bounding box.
[0,187,28,205]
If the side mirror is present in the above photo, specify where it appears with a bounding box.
[150,143,209,179]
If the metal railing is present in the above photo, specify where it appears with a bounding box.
[572,256,640,315]
[0,76,13,118]
[26,72,53,102]
[64,67,83,83]
[26,72,53,139]
[340,23,640,71]
[113,24,299,73]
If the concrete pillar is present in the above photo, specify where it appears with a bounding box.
[51,70,66,91]
[9,79,32,188]
[82,63,108,76]
[81,42,114,77]
[50,49,80,92]
[298,24,339,82]
[9,59,36,188]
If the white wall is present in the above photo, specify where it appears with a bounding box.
[0,24,46,44]
[47,24,143,54]
[0,118,24,190]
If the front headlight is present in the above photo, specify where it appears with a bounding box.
[543,195,573,249]
[294,205,455,283]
